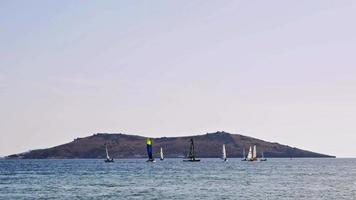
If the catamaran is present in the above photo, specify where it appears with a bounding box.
[160,147,164,161]
[247,145,258,161]
[104,145,114,163]
[222,144,227,162]
[146,138,156,162]
[241,148,247,161]
[183,139,200,162]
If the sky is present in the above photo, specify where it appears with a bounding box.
[1,0,356,157]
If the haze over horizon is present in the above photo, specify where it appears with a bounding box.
[1,1,356,157]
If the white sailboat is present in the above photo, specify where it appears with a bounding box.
[260,151,267,161]
[252,145,257,161]
[160,147,164,161]
[241,148,247,161]
[104,145,114,163]
[247,146,253,161]
[247,145,258,161]
[222,144,227,162]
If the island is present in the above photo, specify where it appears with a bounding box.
[7,131,335,159]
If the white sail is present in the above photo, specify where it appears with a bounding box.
[247,146,252,160]
[222,144,227,160]
[253,145,257,159]
[105,146,110,160]
[160,147,164,160]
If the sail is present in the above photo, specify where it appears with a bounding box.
[146,138,153,160]
[243,148,246,159]
[253,145,257,159]
[160,147,164,160]
[183,138,200,162]
[105,145,110,160]
[188,139,195,159]
[222,144,226,160]
[247,146,252,160]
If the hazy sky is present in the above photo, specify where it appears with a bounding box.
[1,1,356,157]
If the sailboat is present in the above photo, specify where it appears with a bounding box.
[222,144,227,162]
[260,151,267,161]
[247,145,258,161]
[104,145,114,163]
[146,138,156,162]
[252,145,257,161]
[247,146,253,161]
[183,139,200,162]
[241,148,247,161]
[160,147,164,161]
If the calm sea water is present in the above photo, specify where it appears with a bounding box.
[0,158,355,200]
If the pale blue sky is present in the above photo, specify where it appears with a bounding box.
[1,1,356,157]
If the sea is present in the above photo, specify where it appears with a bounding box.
[0,158,355,200]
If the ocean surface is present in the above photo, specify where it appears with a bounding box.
[0,158,355,200]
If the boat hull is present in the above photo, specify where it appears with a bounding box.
[183,159,200,162]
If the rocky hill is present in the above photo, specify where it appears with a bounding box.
[7,131,334,159]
